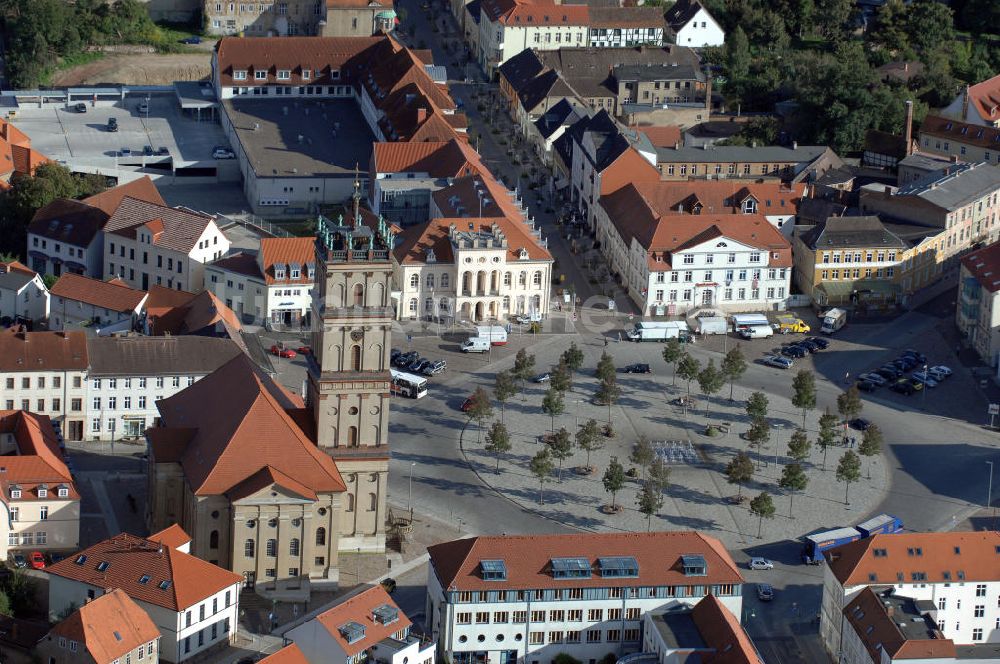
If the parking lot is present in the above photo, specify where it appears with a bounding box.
[10,93,231,172]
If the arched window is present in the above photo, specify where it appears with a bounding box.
[351,345,361,371]
[426,274,435,289]
[368,492,377,511]
[409,274,419,289]
[441,273,450,288]
[519,272,527,286]
[533,295,541,310]
[502,295,510,310]
[533,271,542,285]
[353,283,365,306]
[742,198,758,214]
[209,530,219,550]
[348,426,358,447]
[425,297,434,312]
[266,539,277,557]
[315,527,326,546]
[289,538,300,556]
[244,539,254,558]
[347,493,355,512]
[408,298,417,313]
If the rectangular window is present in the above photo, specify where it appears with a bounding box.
[586,629,602,643]
[549,610,564,622]
[476,612,490,624]
[457,612,472,625]
[588,609,603,621]
[608,609,622,620]
[606,629,620,642]
[529,632,544,645]
[494,611,509,623]
[531,610,545,622]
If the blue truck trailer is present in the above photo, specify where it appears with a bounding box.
[801,513,903,564]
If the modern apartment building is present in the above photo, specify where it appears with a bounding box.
[0,329,89,441]
[0,410,80,560]
[820,531,1000,659]
[426,532,743,664]
[47,531,243,663]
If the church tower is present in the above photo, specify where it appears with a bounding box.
[306,177,396,553]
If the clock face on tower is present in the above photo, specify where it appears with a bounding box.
[350,329,364,342]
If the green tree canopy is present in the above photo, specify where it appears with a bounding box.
[561,342,585,372]
[721,346,747,400]
[787,428,812,464]
[603,456,627,509]
[484,421,512,474]
[630,436,655,480]
[749,491,777,538]
[512,349,536,386]
[547,427,574,481]
[550,360,573,393]
[836,450,863,504]
[746,391,769,422]
[575,418,603,471]
[493,371,517,424]
[818,408,840,470]
[541,387,565,433]
[636,479,665,530]
[677,353,701,396]
[697,359,725,416]
[779,462,809,518]
[858,424,884,479]
[529,448,555,505]
[596,351,616,383]
[725,451,754,498]
[791,370,817,429]
[662,339,683,386]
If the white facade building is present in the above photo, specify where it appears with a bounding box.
[664,0,725,48]
[48,272,147,333]
[46,531,243,664]
[392,175,554,322]
[84,336,244,441]
[0,262,49,325]
[477,0,589,74]
[286,586,435,664]
[820,531,1000,658]
[426,532,743,664]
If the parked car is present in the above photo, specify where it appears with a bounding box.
[395,351,418,367]
[29,551,45,570]
[623,363,652,374]
[890,379,916,395]
[269,345,296,359]
[73,102,87,113]
[49,552,65,564]
[119,147,131,157]
[902,349,927,363]
[849,418,872,431]
[757,584,775,601]
[424,360,447,375]
[156,146,169,155]
[10,553,26,569]
[296,345,312,354]
[749,557,774,570]
[762,355,793,369]
[805,336,829,349]
[180,35,202,44]
[876,367,901,380]
[138,102,150,115]
[107,117,118,132]
[929,365,952,378]
[143,145,154,156]
[907,377,924,391]
[781,345,807,358]
[856,380,878,393]
[859,372,886,386]
[799,339,821,352]
[212,146,236,159]
[411,359,430,374]
[911,371,938,388]
[390,348,402,362]
[533,373,551,383]
[892,358,916,372]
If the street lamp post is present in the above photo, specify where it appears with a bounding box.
[922,364,928,406]
[408,461,416,522]
[987,461,995,530]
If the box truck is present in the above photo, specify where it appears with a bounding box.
[800,513,902,564]
[774,314,810,334]
[461,337,490,353]
[694,316,727,335]
[626,321,691,342]
[475,325,508,345]
[820,308,847,335]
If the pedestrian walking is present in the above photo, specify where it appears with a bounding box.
[604,338,609,347]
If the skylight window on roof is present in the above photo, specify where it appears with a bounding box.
[159,580,172,590]
[74,555,87,565]
[339,621,367,644]
[138,575,151,585]
[551,557,592,579]
[681,554,707,577]
[480,559,508,581]
[96,561,110,572]
[113,631,122,641]
[372,604,399,625]
[597,556,639,578]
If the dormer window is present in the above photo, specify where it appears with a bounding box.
[372,604,399,625]
[551,557,591,579]
[302,69,311,80]
[57,485,69,498]
[255,70,267,80]
[277,70,291,80]
[480,559,507,581]
[234,70,247,81]
[306,262,316,279]
[338,621,366,644]
[681,554,707,576]
[742,198,758,214]
[37,487,47,498]
[9,488,20,499]
[274,263,286,280]
[290,262,301,279]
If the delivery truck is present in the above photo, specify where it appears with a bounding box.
[694,316,727,335]
[626,321,691,342]
[732,314,774,340]
[774,314,810,334]
[820,308,847,335]
[475,325,508,345]
[461,337,490,353]
[800,513,903,564]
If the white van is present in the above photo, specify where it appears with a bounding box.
[738,324,774,340]
[461,337,490,353]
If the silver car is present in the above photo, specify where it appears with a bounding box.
[749,557,774,570]
[763,355,793,369]
[859,372,887,386]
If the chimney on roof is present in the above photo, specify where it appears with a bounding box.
[417,107,428,123]
[886,605,894,618]
[962,84,970,121]
[904,100,914,156]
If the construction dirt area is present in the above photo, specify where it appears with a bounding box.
[50,52,212,86]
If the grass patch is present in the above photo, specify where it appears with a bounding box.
[38,51,106,86]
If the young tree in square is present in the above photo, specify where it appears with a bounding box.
[561,342,585,372]
[575,418,603,472]
[595,377,621,423]
[721,345,748,401]
[550,359,573,393]
[493,370,517,424]
[541,387,565,433]
[596,351,616,383]
[858,424,884,480]
[791,370,817,429]
[636,479,665,531]
[484,421,511,474]
[697,359,725,416]
[677,353,701,396]
[630,435,655,480]
[467,387,493,443]
[749,491,776,539]
[818,408,840,470]
[530,448,555,505]
[603,456,626,511]
[512,348,536,387]
[837,385,863,433]
[547,427,573,481]
[836,450,862,505]
[746,391,769,422]
[746,417,771,467]
[787,429,812,464]
[779,462,809,518]
[662,339,683,386]
[725,452,754,499]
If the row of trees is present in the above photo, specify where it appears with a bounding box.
[661,340,748,417]
[0,0,184,88]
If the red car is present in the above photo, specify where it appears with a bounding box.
[296,346,312,355]
[29,551,45,569]
[270,345,297,359]
[461,397,475,412]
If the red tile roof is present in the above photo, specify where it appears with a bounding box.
[843,587,956,662]
[428,532,742,592]
[966,74,1000,125]
[216,36,386,87]
[0,410,78,502]
[0,328,88,372]
[481,0,590,26]
[632,125,683,148]
[50,273,148,313]
[690,595,762,664]
[28,198,110,247]
[920,114,1000,149]
[47,532,243,611]
[153,353,346,497]
[149,523,192,550]
[209,252,264,280]
[606,181,805,218]
[961,241,1000,293]
[827,531,1000,586]
[259,237,315,286]
[372,139,485,178]
[147,290,243,349]
[144,285,197,320]
[48,589,161,663]
[310,586,411,657]
[81,176,165,215]
[227,465,319,502]
[104,198,218,254]
[589,6,664,28]
[0,260,37,277]
[0,118,47,182]
[261,644,310,664]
